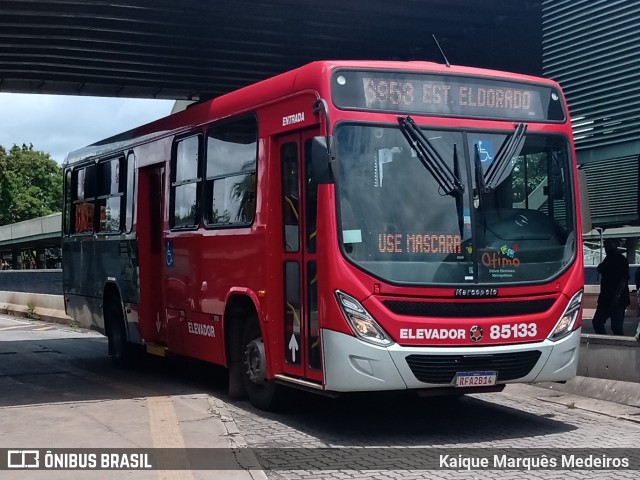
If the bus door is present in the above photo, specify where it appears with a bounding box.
[279,131,323,383]
[136,164,169,347]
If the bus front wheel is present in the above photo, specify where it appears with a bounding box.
[241,320,283,411]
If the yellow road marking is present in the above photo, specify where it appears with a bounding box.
[147,396,195,480]
[33,326,55,331]
[0,325,33,331]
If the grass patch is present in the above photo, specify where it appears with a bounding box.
[26,302,40,321]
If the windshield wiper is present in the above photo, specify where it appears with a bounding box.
[453,143,464,237]
[397,116,464,197]
[482,122,527,192]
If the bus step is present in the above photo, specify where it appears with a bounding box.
[146,343,168,357]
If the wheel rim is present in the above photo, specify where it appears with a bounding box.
[244,337,266,385]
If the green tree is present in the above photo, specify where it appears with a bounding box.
[511,152,548,203]
[0,144,63,226]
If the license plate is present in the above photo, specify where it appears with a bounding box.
[455,371,497,387]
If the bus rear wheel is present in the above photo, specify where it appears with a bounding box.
[242,320,283,411]
[106,301,134,369]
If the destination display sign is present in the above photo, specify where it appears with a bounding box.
[332,70,565,122]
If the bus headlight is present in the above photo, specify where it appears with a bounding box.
[335,291,393,347]
[548,290,583,341]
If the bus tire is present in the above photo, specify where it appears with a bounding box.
[106,301,134,369]
[241,318,284,411]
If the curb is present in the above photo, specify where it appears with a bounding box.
[535,375,640,409]
[0,302,72,325]
[538,393,640,424]
[505,382,640,424]
[208,397,268,480]
[0,292,73,325]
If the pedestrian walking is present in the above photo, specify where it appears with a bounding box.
[592,239,629,336]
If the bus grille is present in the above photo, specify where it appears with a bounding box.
[383,299,554,318]
[405,351,542,384]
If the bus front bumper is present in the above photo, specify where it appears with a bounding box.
[321,327,581,392]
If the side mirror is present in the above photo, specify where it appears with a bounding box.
[310,136,336,184]
[578,168,592,234]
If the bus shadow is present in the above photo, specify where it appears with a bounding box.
[0,336,229,408]
[229,388,578,446]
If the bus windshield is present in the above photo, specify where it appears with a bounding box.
[335,123,576,285]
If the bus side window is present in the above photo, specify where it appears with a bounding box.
[63,169,72,235]
[205,116,258,226]
[125,152,135,232]
[171,135,201,229]
[96,156,125,233]
[72,165,96,234]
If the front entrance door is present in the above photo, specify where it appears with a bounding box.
[278,131,323,383]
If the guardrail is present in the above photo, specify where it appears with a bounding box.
[579,334,640,383]
[0,269,62,295]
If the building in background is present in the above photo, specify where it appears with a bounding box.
[543,0,640,264]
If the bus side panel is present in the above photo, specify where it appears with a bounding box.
[63,237,139,333]
[63,293,103,333]
[187,311,224,365]
[165,229,267,365]
[62,240,86,298]
[62,239,99,330]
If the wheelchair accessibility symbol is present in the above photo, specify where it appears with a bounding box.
[477,140,494,163]
[165,240,174,267]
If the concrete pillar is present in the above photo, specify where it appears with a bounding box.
[12,249,20,270]
[36,247,46,269]
[628,237,638,265]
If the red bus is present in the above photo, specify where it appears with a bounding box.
[62,60,584,410]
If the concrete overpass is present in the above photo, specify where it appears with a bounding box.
[0,0,542,100]
[0,213,61,269]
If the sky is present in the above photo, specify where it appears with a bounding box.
[0,93,175,163]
